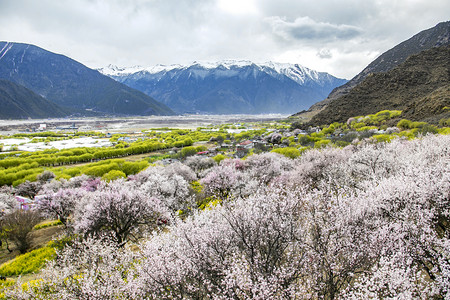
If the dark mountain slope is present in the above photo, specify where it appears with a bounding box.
[0,79,68,119]
[0,42,174,116]
[309,46,450,125]
[299,21,450,118]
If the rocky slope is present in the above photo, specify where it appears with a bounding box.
[297,21,450,119]
[309,46,450,125]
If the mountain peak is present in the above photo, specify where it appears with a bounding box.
[100,60,315,73]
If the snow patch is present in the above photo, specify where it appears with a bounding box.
[0,42,13,61]
[0,137,112,152]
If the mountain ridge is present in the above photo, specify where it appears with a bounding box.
[99,61,347,114]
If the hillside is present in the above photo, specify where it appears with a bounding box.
[309,46,450,125]
[0,79,68,119]
[100,61,347,114]
[297,21,450,118]
[0,42,174,116]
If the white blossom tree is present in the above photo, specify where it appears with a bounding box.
[7,236,135,299]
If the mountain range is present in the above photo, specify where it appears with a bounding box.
[1,21,448,121]
[300,21,450,123]
[99,61,347,114]
[0,42,174,118]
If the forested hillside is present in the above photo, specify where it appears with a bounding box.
[0,80,68,119]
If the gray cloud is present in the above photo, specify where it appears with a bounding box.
[0,0,449,79]
[267,16,362,42]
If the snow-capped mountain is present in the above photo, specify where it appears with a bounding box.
[0,42,174,116]
[99,61,347,114]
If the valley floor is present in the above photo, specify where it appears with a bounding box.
[0,114,288,135]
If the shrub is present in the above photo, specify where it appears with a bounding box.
[180,146,198,158]
[372,134,395,143]
[438,127,450,135]
[62,167,82,177]
[411,121,427,128]
[298,135,312,146]
[397,130,415,139]
[397,119,412,129]
[47,235,74,251]
[439,117,450,127]
[416,124,438,135]
[212,154,226,164]
[314,139,332,148]
[335,140,350,147]
[351,121,366,129]
[356,126,378,132]
[120,161,149,176]
[33,220,63,230]
[102,170,127,182]
[322,124,335,135]
[271,147,301,159]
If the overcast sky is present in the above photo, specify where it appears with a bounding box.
[0,0,448,79]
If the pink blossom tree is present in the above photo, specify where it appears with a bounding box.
[200,164,242,199]
[74,180,168,246]
[244,152,294,185]
[0,186,18,216]
[37,187,86,227]
[132,188,310,299]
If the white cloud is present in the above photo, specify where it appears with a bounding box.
[274,48,380,78]
[217,0,259,15]
[317,49,332,59]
